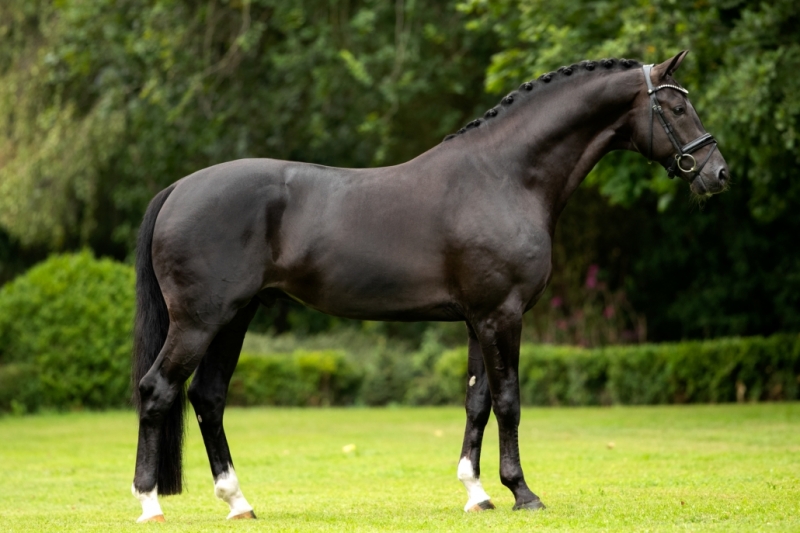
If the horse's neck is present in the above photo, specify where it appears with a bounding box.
[480,69,641,223]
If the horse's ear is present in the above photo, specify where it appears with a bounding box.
[654,50,689,80]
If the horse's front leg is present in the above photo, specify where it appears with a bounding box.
[473,307,545,511]
[457,324,495,511]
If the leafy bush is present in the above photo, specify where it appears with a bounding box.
[1,250,797,414]
[227,350,362,407]
[0,364,41,414]
[232,333,800,407]
[519,335,800,406]
[404,338,468,406]
[0,251,135,412]
[519,345,610,406]
[358,340,416,406]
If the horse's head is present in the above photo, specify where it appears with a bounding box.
[630,50,729,196]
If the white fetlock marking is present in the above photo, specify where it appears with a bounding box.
[132,484,164,522]
[215,466,253,519]
[457,457,491,512]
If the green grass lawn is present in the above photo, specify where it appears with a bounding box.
[1,404,798,532]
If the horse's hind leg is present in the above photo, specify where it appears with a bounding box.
[187,300,260,520]
[457,324,495,512]
[133,323,218,522]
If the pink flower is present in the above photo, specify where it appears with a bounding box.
[550,296,563,308]
[603,306,615,319]
[585,264,599,289]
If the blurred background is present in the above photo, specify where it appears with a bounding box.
[0,0,798,412]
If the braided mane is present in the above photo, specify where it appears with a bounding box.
[443,58,642,142]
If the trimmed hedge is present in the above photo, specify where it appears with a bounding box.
[228,334,800,408]
[227,350,362,406]
[1,252,797,413]
[518,335,800,406]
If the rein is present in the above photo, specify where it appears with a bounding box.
[642,64,717,180]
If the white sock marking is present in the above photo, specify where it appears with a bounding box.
[132,484,163,522]
[215,466,253,519]
[457,457,491,512]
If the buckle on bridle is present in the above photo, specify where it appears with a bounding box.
[675,153,697,173]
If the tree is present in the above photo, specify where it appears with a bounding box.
[2,0,797,342]
[0,0,496,256]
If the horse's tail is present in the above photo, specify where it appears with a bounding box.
[131,183,184,495]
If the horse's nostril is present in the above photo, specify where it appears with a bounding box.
[718,168,728,182]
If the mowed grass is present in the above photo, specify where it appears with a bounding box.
[1,404,799,532]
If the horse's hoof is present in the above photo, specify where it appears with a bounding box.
[512,499,546,511]
[137,514,166,523]
[229,510,257,520]
[467,500,496,512]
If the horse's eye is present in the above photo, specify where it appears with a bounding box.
[674,106,685,115]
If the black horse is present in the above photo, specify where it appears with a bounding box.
[131,51,728,522]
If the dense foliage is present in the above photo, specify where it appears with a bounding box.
[0,1,797,342]
[0,252,135,413]
[0,0,495,255]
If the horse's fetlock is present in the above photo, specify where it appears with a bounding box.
[214,468,243,501]
[215,478,238,500]
[133,476,158,494]
[500,472,524,490]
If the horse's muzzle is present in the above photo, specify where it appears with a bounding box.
[690,166,728,196]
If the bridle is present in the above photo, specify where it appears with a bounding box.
[642,64,717,180]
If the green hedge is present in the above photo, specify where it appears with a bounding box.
[0,252,135,413]
[1,253,798,413]
[227,334,800,408]
[227,350,362,406]
[516,335,800,406]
